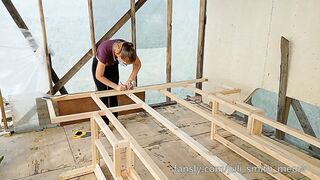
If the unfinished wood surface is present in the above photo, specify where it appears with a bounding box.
[196,0,207,90]
[87,0,96,56]
[93,165,106,180]
[59,165,94,180]
[94,114,119,146]
[252,113,320,149]
[95,139,118,179]
[52,104,142,124]
[291,99,320,153]
[91,94,169,180]
[215,134,290,180]
[130,0,138,85]
[91,117,100,166]
[53,78,207,101]
[51,0,147,94]
[128,93,246,180]
[38,0,53,95]
[166,0,173,102]
[210,101,219,140]
[0,89,8,129]
[160,89,320,179]
[276,36,290,139]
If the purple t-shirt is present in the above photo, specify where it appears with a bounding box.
[96,39,124,66]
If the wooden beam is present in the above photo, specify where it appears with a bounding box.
[215,134,290,180]
[59,165,94,180]
[160,89,320,179]
[131,0,138,85]
[93,164,107,180]
[87,0,97,56]
[50,55,68,94]
[291,99,320,153]
[38,0,53,95]
[0,89,8,129]
[166,0,173,101]
[196,0,207,90]
[94,113,119,146]
[276,36,290,139]
[52,78,207,101]
[51,103,142,123]
[51,0,148,94]
[91,117,100,166]
[128,93,246,180]
[251,114,320,149]
[95,139,120,180]
[91,95,168,180]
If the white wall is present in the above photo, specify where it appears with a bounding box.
[203,0,320,106]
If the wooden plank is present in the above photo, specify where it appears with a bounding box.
[38,0,53,95]
[46,99,56,120]
[196,0,207,90]
[91,95,169,180]
[184,86,264,115]
[54,92,145,125]
[130,0,138,85]
[160,89,320,179]
[210,101,219,140]
[52,78,207,101]
[113,146,122,177]
[291,99,320,153]
[91,117,100,166]
[166,0,173,102]
[252,114,320,149]
[95,139,120,180]
[51,0,147,94]
[51,104,142,124]
[87,0,97,56]
[128,93,246,180]
[93,164,107,180]
[59,165,94,180]
[94,113,119,146]
[0,89,8,129]
[215,134,290,180]
[276,36,290,139]
[126,146,135,178]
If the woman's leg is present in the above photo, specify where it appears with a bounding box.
[92,57,119,124]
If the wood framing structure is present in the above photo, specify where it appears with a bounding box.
[47,79,320,180]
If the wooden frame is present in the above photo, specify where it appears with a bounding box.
[48,79,320,179]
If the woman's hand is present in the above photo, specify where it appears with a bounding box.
[115,84,127,91]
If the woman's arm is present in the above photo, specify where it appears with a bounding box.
[127,56,142,83]
[96,61,126,91]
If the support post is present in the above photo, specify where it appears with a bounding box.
[276,36,290,139]
[0,89,8,129]
[91,117,100,165]
[196,0,207,90]
[38,0,53,95]
[87,0,97,56]
[126,146,134,175]
[166,0,173,102]
[210,101,219,140]
[291,99,320,153]
[130,0,138,85]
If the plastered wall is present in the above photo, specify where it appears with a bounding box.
[203,0,320,106]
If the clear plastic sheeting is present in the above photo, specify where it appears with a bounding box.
[0,4,49,98]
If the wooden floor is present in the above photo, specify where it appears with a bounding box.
[0,103,308,180]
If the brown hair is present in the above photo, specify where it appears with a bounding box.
[121,42,137,63]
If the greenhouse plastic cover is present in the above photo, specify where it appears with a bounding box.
[0,0,200,132]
